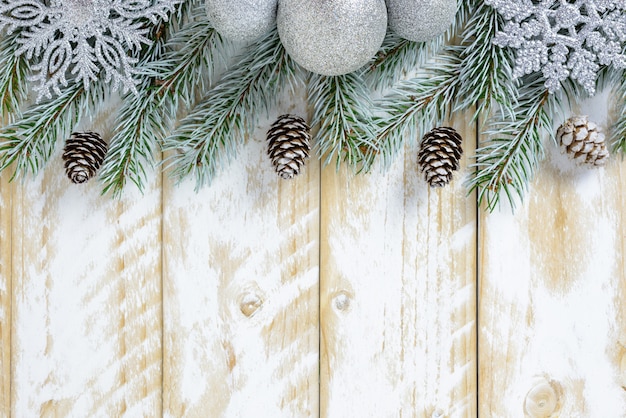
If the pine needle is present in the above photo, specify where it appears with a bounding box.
[0,32,29,122]
[456,0,517,118]
[100,15,228,196]
[364,0,468,90]
[163,28,302,189]
[308,72,376,169]
[369,46,463,168]
[0,80,106,179]
[467,74,557,211]
[610,70,626,154]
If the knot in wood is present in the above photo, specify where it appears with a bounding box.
[333,291,352,312]
[239,292,263,317]
[524,377,562,418]
[431,408,446,418]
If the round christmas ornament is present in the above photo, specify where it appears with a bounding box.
[205,0,278,43]
[266,114,311,179]
[387,0,457,43]
[556,116,609,167]
[417,127,463,187]
[277,0,388,75]
[62,132,108,184]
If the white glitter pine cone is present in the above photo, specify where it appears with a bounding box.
[266,114,311,179]
[417,127,463,187]
[556,115,609,166]
[62,132,108,183]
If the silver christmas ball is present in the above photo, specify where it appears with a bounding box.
[206,0,278,43]
[387,0,457,43]
[277,0,388,76]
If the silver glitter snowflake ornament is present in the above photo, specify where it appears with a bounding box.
[486,0,626,94]
[0,0,180,100]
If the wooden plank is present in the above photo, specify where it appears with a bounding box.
[9,107,163,416]
[162,99,320,416]
[320,116,477,417]
[0,171,11,416]
[478,92,626,416]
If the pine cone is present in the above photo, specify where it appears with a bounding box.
[62,132,108,183]
[266,114,311,179]
[556,115,609,166]
[417,127,463,187]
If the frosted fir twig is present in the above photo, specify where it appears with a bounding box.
[364,0,469,90]
[308,73,376,169]
[364,33,440,90]
[609,70,626,154]
[456,0,517,118]
[0,32,29,121]
[467,74,558,211]
[369,46,463,167]
[0,80,106,178]
[163,28,302,188]
[611,93,626,153]
[100,16,228,196]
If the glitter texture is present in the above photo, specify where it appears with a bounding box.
[387,0,457,43]
[205,0,277,43]
[0,0,180,100]
[486,0,626,94]
[277,0,387,76]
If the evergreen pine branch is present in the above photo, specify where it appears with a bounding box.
[610,70,626,154]
[364,33,440,90]
[467,74,557,211]
[100,13,227,196]
[308,72,376,169]
[163,28,302,188]
[364,0,469,90]
[456,0,517,118]
[369,46,463,168]
[0,80,106,178]
[0,32,29,121]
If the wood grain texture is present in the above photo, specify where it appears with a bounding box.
[8,109,163,416]
[478,92,626,417]
[320,116,477,417]
[0,171,11,416]
[162,98,320,417]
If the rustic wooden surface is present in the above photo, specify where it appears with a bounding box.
[0,172,11,417]
[320,115,477,417]
[478,92,626,417]
[161,95,319,417]
[0,93,625,417]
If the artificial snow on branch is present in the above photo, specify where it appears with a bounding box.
[308,72,376,170]
[100,6,229,196]
[0,0,623,211]
[163,28,303,189]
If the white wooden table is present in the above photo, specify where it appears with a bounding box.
[0,90,624,417]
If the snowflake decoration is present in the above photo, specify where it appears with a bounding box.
[486,0,626,94]
[0,0,180,100]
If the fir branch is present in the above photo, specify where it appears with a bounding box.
[308,72,375,169]
[0,32,29,121]
[611,70,626,154]
[369,46,463,168]
[456,0,517,118]
[364,0,469,89]
[100,17,227,196]
[364,33,439,90]
[0,80,105,178]
[467,74,557,211]
[163,28,302,188]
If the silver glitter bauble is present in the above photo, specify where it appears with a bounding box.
[387,0,457,43]
[277,0,387,76]
[206,0,278,43]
